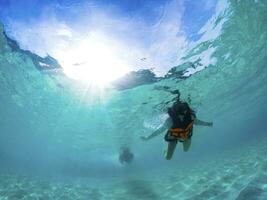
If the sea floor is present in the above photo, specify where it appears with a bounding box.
[1,140,267,200]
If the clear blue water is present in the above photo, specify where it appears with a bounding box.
[0,0,267,199]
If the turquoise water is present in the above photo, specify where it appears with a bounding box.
[1,0,267,199]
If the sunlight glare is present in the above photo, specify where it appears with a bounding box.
[55,32,131,86]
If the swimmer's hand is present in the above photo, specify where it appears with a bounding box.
[208,122,213,127]
[194,119,213,127]
[140,136,149,141]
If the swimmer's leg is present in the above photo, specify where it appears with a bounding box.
[165,140,178,160]
[183,139,191,152]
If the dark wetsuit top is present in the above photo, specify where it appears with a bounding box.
[165,102,195,142]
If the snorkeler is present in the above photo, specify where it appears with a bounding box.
[140,92,213,160]
[119,146,134,164]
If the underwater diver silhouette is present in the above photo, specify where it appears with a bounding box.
[119,146,134,164]
[141,88,213,160]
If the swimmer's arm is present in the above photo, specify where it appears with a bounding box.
[193,118,213,127]
[141,117,172,141]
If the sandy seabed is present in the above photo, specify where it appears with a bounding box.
[1,140,267,200]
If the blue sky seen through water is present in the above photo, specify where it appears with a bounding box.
[0,0,218,83]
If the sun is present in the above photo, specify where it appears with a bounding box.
[54,32,131,87]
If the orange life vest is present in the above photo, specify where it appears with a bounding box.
[169,121,193,140]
